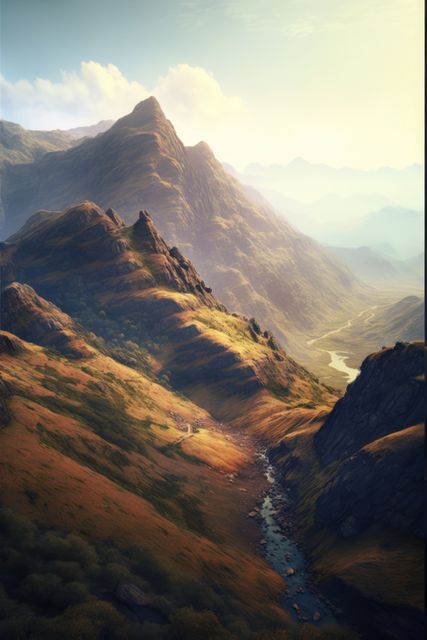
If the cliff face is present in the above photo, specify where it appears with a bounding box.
[316,423,424,539]
[0,97,363,362]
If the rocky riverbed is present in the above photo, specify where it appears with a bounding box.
[253,450,340,625]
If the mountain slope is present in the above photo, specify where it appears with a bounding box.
[66,119,114,139]
[1,201,334,423]
[325,246,424,286]
[0,97,365,363]
[0,327,289,637]
[268,341,426,640]
[0,120,74,164]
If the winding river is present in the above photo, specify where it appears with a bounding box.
[307,306,378,383]
[257,451,337,625]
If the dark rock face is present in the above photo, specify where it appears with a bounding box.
[314,342,426,540]
[315,342,426,465]
[316,424,425,538]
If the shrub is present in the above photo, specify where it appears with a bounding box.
[169,607,231,640]
[52,581,92,609]
[20,572,62,605]
[129,545,170,591]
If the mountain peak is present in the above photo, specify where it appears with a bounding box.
[113,96,168,131]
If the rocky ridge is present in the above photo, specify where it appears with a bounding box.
[0,201,331,420]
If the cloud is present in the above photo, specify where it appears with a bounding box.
[0,61,244,137]
[0,62,149,129]
[155,64,243,142]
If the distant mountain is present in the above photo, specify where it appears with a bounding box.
[270,341,425,639]
[224,164,423,259]
[66,119,115,139]
[0,97,365,362]
[245,192,423,261]
[368,296,424,344]
[344,207,424,259]
[241,158,424,210]
[0,120,74,164]
[326,246,424,286]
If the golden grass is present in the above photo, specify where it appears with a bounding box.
[0,337,288,620]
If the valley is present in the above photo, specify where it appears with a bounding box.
[304,293,424,388]
[0,198,423,639]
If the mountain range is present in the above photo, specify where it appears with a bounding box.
[326,247,424,287]
[239,159,424,211]
[0,98,366,366]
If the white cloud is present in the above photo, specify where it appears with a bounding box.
[0,61,244,139]
[154,64,244,143]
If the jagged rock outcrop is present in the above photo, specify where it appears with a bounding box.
[132,210,220,303]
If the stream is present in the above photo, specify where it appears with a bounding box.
[257,450,337,625]
[323,350,359,383]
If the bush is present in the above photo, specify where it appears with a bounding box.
[52,581,92,609]
[20,572,62,605]
[169,607,232,640]
[129,545,170,591]
[46,560,84,582]
[32,601,130,640]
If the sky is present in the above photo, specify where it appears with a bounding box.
[0,0,424,170]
